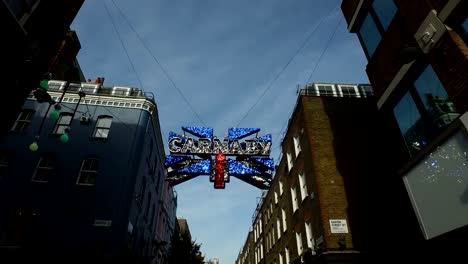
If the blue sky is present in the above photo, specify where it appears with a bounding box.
[72,0,368,262]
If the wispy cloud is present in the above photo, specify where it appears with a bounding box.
[72,0,369,262]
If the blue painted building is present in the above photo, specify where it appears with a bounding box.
[0,80,176,261]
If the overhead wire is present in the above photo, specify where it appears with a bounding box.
[109,0,206,126]
[102,0,145,90]
[235,3,342,127]
[275,14,344,164]
[305,15,343,85]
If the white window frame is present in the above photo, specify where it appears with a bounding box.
[285,247,290,264]
[282,208,287,233]
[286,152,293,172]
[112,86,131,96]
[279,179,284,196]
[11,109,34,132]
[305,221,315,250]
[337,84,360,98]
[77,158,99,186]
[298,172,308,201]
[296,232,303,256]
[31,155,54,183]
[291,186,299,213]
[53,113,72,134]
[274,190,279,204]
[93,116,113,139]
[293,136,301,158]
[314,84,337,97]
[81,83,99,94]
[277,217,281,240]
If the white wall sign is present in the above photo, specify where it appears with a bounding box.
[329,219,348,233]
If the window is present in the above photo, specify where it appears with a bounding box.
[274,190,278,204]
[394,91,428,156]
[298,173,308,201]
[359,12,381,57]
[296,232,303,256]
[11,109,34,132]
[293,136,301,158]
[339,85,358,97]
[414,66,458,130]
[291,186,299,213]
[53,113,72,134]
[93,116,113,138]
[393,65,458,156]
[77,158,99,186]
[285,247,290,264]
[286,153,293,172]
[305,222,315,249]
[360,85,374,97]
[112,87,131,96]
[279,179,284,195]
[372,0,397,30]
[276,217,282,239]
[282,208,287,232]
[279,252,283,264]
[32,154,54,182]
[316,84,335,96]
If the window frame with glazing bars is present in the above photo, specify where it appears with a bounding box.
[93,115,113,139]
[32,154,55,183]
[11,109,34,133]
[53,112,73,135]
[77,158,99,186]
[392,64,458,157]
[356,0,397,60]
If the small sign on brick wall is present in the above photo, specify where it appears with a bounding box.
[329,219,348,233]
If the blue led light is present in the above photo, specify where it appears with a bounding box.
[259,134,272,142]
[228,159,261,176]
[228,128,260,141]
[165,155,188,167]
[182,126,214,139]
[252,158,275,170]
[178,159,211,174]
[169,131,185,141]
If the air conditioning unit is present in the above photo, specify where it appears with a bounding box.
[79,116,91,124]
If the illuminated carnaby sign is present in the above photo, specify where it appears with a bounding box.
[165,127,274,190]
[168,127,272,156]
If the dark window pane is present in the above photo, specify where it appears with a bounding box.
[78,171,97,185]
[373,0,397,30]
[414,66,459,130]
[393,91,429,155]
[359,13,381,57]
[34,168,52,182]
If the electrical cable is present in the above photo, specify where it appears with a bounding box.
[109,0,206,126]
[235,3,342,127]
[304,16,343,85]
[103,0,145,90]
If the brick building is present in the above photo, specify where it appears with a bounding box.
[236,83,376,264]
[341,0,468,261]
